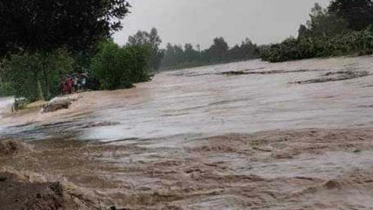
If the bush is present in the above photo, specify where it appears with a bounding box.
[260,28,373,63]
[260,2,373,63]
[0,81,14,96]
[0,49,74,101]
[123,45,151,83]
[90,40,150,90]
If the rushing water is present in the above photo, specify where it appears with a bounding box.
[2,56,373,141]
[81,56,373,141]
[2,57,373,209]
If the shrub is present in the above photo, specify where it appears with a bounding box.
[260,3,373,63]
[123,45,151,83]
[90,40,150,90]
[0,81,13,97]
[260,29,373,63]
[1,49,74,101]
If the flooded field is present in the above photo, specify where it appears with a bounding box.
[2,56,373,209]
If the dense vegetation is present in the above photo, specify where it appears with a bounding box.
[0,1,262,98]
[127,28,164,72]
[261,0,373,62]
[0,0,151,101]
[0,1,130,56]
[90,40,150,90]
[1,50,74,101]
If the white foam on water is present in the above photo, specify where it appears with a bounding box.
[0,96,14,119]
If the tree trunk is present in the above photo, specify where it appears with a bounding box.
[41,53,51,100]
[37,80,44,101]
[43,68,50,99]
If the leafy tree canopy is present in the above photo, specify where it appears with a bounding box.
[208,37,229,62]
[128,28,162,50]
[299,3,349,38]
[329,0,373,31]
[0,0,130,56]
[90,40,150,90]
[127,28,163,71]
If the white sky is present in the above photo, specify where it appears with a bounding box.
[113,0,331,49]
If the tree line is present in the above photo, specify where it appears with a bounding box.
[160,37,259,70]
[261,0,373,62]
[126,28,260,71]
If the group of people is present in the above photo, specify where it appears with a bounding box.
[60,73,88,95]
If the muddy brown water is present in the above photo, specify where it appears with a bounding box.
[76,56,373,141]
[2,56,373,141]
[2,56,373,209]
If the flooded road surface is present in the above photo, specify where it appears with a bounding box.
[2,56,373,209]
[2,56,373,140]
[77,56,373,140]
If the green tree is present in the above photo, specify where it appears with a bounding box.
[122,45,151,83]
[208,37,229,63]
[90,40,150,90]
[184,44,199,63]
[1,49,74,100]
[0,0,131,101]
[329,0,373,31]
[229,38,258,61]
[128,28,163,71]
[0,0,130,56]
[306,3,349,37]
[90,41,127,90]
[298,25,309,39]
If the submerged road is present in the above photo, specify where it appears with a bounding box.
[3,56,373,141]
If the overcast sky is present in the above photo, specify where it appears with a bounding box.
[113,0,331,49]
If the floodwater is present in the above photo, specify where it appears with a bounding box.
[0,56,371,141]
[2,56,373,209]
[82,56,373,141]
[3,56,373,141]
